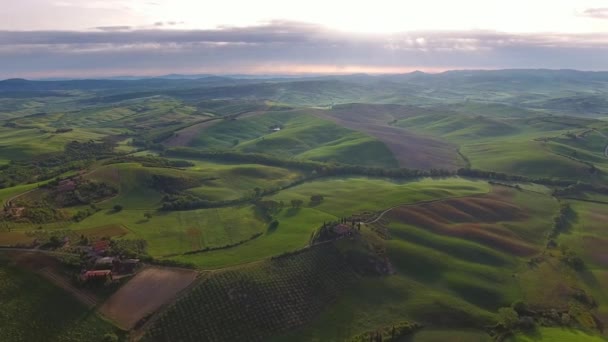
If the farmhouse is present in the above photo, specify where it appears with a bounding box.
[92,240,111,254]
[112,258,140,274]
[333,223,353,236]
[81,269,112,282]
[95,256,114,269]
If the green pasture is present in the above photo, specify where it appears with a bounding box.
[189,110,398,168]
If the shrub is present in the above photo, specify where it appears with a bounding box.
[497,307,519,330]
[102,333,118,342]
[113,204,123,212]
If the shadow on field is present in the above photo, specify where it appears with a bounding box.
[284,207,301,217]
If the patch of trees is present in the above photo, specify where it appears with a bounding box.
[72,205,102,222]
[0,140,116,188]
[54,128,73,133]
[350,321,422,342]
[457,168,575,187]
[160,193,244,211]
[487,181,522,190]
[105,156,194,169]
[179,232,263,256]
[553,182,608,197]
[52,180,117,207]
[490,298,600,341]
[490,302,537,341]
[559,245,585,271]
[19,201,68,224]
[309,194,324,206]
[109,239,147,258]
[254,200,284,221]
[290,199,304,208]
[548,203,574,239]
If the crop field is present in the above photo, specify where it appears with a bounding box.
[144,244,355,342]
[69,205,266,256]
[99,267,198,330]
[0,258,120,342]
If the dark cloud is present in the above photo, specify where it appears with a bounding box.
[583,8,608,19]
[0,21,607,78]
[94,26,133,31]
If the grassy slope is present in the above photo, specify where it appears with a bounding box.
[181,159,304,201]
[172,177,490,268]
[395,112,606,181]
[0,127,106,163]
[189,110,399,168]
[0,258,119,342]
[279,187,557,341]
[558,199,608,333]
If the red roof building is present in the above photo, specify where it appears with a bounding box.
[81,270,112,281]
[333,224,352,236]
[92,240,111,254]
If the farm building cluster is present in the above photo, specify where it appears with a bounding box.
[77,239,141,283]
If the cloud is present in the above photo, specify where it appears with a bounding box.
[94,26,133,31]
[583,8,608,19]
[0,21,607,78]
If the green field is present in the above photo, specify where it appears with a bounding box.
[1,71,608,341]
[171,177,489,268]
[188,110,399,168]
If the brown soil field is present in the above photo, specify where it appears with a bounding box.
[386,193,537,256]
[582,236,608,267]
[0,231,35,246]
[164,118,220,147]
[314,106,463,170]
[99,266,198,330]
[74,224,130,240]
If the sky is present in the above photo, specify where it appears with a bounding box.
[1,0,608,78]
